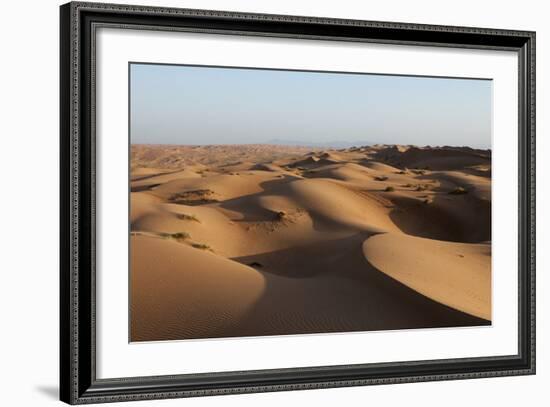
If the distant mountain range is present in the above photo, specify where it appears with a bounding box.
[266,139,379,149]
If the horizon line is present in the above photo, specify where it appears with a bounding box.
[130,142,492,150]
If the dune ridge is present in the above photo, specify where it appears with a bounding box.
[130,144,491,341]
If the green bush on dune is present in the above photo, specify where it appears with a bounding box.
[160,231,190,241]
[191,243,211,250]
[177,213,201,223]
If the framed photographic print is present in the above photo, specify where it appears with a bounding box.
[60,1,536,404]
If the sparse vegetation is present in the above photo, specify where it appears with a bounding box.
[176,213,201,223]
[169,189,218,205]
[191,243,211,250]
[168,232,190,241]
[384,186,395,192]
[374,175,388,181]
[411,169,426,175]
[449,187,468,195]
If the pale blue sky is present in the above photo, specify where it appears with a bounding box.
[130,63,492,149]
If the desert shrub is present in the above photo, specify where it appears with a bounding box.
[384,186,395,192]
[177,213,201,223]
[169,189,218,205]
[191,243,211,250]
[449,187,468,195]
[170,232,190,241]
[159,231,190,241]
[374,175,388,181]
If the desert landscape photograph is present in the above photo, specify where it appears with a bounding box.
[129,63,492,342]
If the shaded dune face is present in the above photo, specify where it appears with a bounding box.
[130,144,492,341]
[389,194,491,243]
[372,145,491,171]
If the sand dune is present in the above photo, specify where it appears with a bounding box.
[363,233,491,320]
[372,145,491,171]
[130,144,492,341]
[131,235,265,341]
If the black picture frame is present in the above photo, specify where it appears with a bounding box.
[60,2,536,404]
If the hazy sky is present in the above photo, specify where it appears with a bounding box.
[130,63,492,148]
